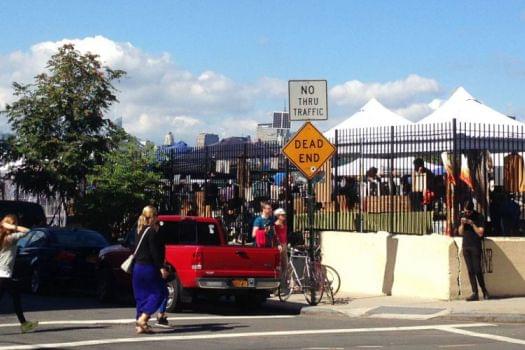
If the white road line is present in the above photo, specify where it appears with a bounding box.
[439,326,525,346]
[0,315,296,328]
[367,309,449,321]
[438,345,476,348]
[0,323,493,350]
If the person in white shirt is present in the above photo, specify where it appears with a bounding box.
[0,214,38,333]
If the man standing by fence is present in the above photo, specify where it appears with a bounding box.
[459,201,490,302]
[252,202,275,248]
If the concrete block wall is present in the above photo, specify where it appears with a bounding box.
[321,231,525,300]
[320,231,390,296]
[390,234,458,300]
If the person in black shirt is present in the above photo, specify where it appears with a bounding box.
[459,201,489,301]
[132,206,169,334]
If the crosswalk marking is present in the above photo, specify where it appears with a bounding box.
[0,323,493,350]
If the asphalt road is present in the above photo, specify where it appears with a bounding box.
[2,294,525,350]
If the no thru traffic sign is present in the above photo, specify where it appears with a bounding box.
[288,80,328,121]
[282,122,336,180]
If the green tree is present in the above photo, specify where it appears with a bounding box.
[2,44,125,216]
[75,135,162,238]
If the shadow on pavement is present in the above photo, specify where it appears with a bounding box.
[0,325,109,336]
[155,322,248,334]
[0,293,304,316]
[0,293,122,313]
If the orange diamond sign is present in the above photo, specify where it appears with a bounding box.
[282,122,336,180]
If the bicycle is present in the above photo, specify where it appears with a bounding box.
[277,246,340,306]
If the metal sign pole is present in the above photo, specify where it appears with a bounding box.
[307,179,315,260]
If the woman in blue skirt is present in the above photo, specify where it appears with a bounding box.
[133,206,168,334]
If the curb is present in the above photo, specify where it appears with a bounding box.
[300,306,352,317]
[298,305,525,323]
[437,313,525,324]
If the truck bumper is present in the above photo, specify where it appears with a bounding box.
[197,278,280,290]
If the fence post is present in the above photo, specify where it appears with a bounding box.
[390,125,395,233]
[334,129,340,230]
[451,118,458,235]
[285,158,293,236]
[204,145,209,216]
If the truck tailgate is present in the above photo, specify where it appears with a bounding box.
[200,246,279,277]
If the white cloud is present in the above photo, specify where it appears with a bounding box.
[394,98,445,121]
[0,36,445,142]
[0,35,285,143]
[330,74,441,109]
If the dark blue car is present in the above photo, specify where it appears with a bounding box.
[14,228,109,294]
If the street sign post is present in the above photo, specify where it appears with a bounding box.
[282,120,335,305]
[288,80,328,121]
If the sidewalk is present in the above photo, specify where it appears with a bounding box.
[275,293,525,323]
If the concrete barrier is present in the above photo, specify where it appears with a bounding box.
[321,231,525,300]
[456,237,525,298]
[321,231,391,296]
[390,234,459,300]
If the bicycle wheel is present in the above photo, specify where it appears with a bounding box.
[324,279,335,305]
[278,264,294,302]
[322,265,341,296]
[303,261,324,306]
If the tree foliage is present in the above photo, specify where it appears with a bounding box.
[75,135,162,238]
[2,44,125,208]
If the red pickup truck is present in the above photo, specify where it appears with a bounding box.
[96,215,280,311]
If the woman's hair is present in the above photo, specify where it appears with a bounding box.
[137,205,159,234]
[0,214,18,250]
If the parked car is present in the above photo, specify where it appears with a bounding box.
[97,215,281,311]
[0,200,47,227]
[14,227,109,294]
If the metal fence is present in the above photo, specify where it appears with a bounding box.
[157,119,525,237]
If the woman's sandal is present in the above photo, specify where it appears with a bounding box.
[136,321,154,334]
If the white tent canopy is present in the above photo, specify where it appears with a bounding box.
[417,87,523,128]
[334,157,442,176]
[324,98,413,140]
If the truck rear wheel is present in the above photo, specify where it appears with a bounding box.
[165,277,183,312]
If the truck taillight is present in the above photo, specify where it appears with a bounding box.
[275,253,281,272]
[192,250,203,270]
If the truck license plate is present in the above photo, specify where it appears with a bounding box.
[232,278,255,288]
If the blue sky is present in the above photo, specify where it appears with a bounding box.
[1,0,524,142]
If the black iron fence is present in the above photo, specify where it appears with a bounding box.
[157,119,525,237]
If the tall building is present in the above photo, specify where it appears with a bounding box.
[256,123,290,144]
[196,133,219,147]
[163,132,174,146]
[272,111,291,129]
[256,111,291,143]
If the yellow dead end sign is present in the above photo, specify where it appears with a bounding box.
[282,121,336,180]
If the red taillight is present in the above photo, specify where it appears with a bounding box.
[191,250,203,270]
[55,250,76,263]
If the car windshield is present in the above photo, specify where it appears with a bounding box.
[52,229,109,248]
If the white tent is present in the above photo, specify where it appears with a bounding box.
[334,157,441,176]
[324,98,413,140]
[417,87,523,128]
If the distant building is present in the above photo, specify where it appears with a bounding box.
[273,111,290,129]
[218,136,251,145]
[196,133,219,147]
[114,117,123,128]
[0,133,13,141]
[163,132,175,146]
[256,111,291,143]
[256,123,290,144]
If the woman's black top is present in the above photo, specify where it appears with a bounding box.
[134,226,165,268]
